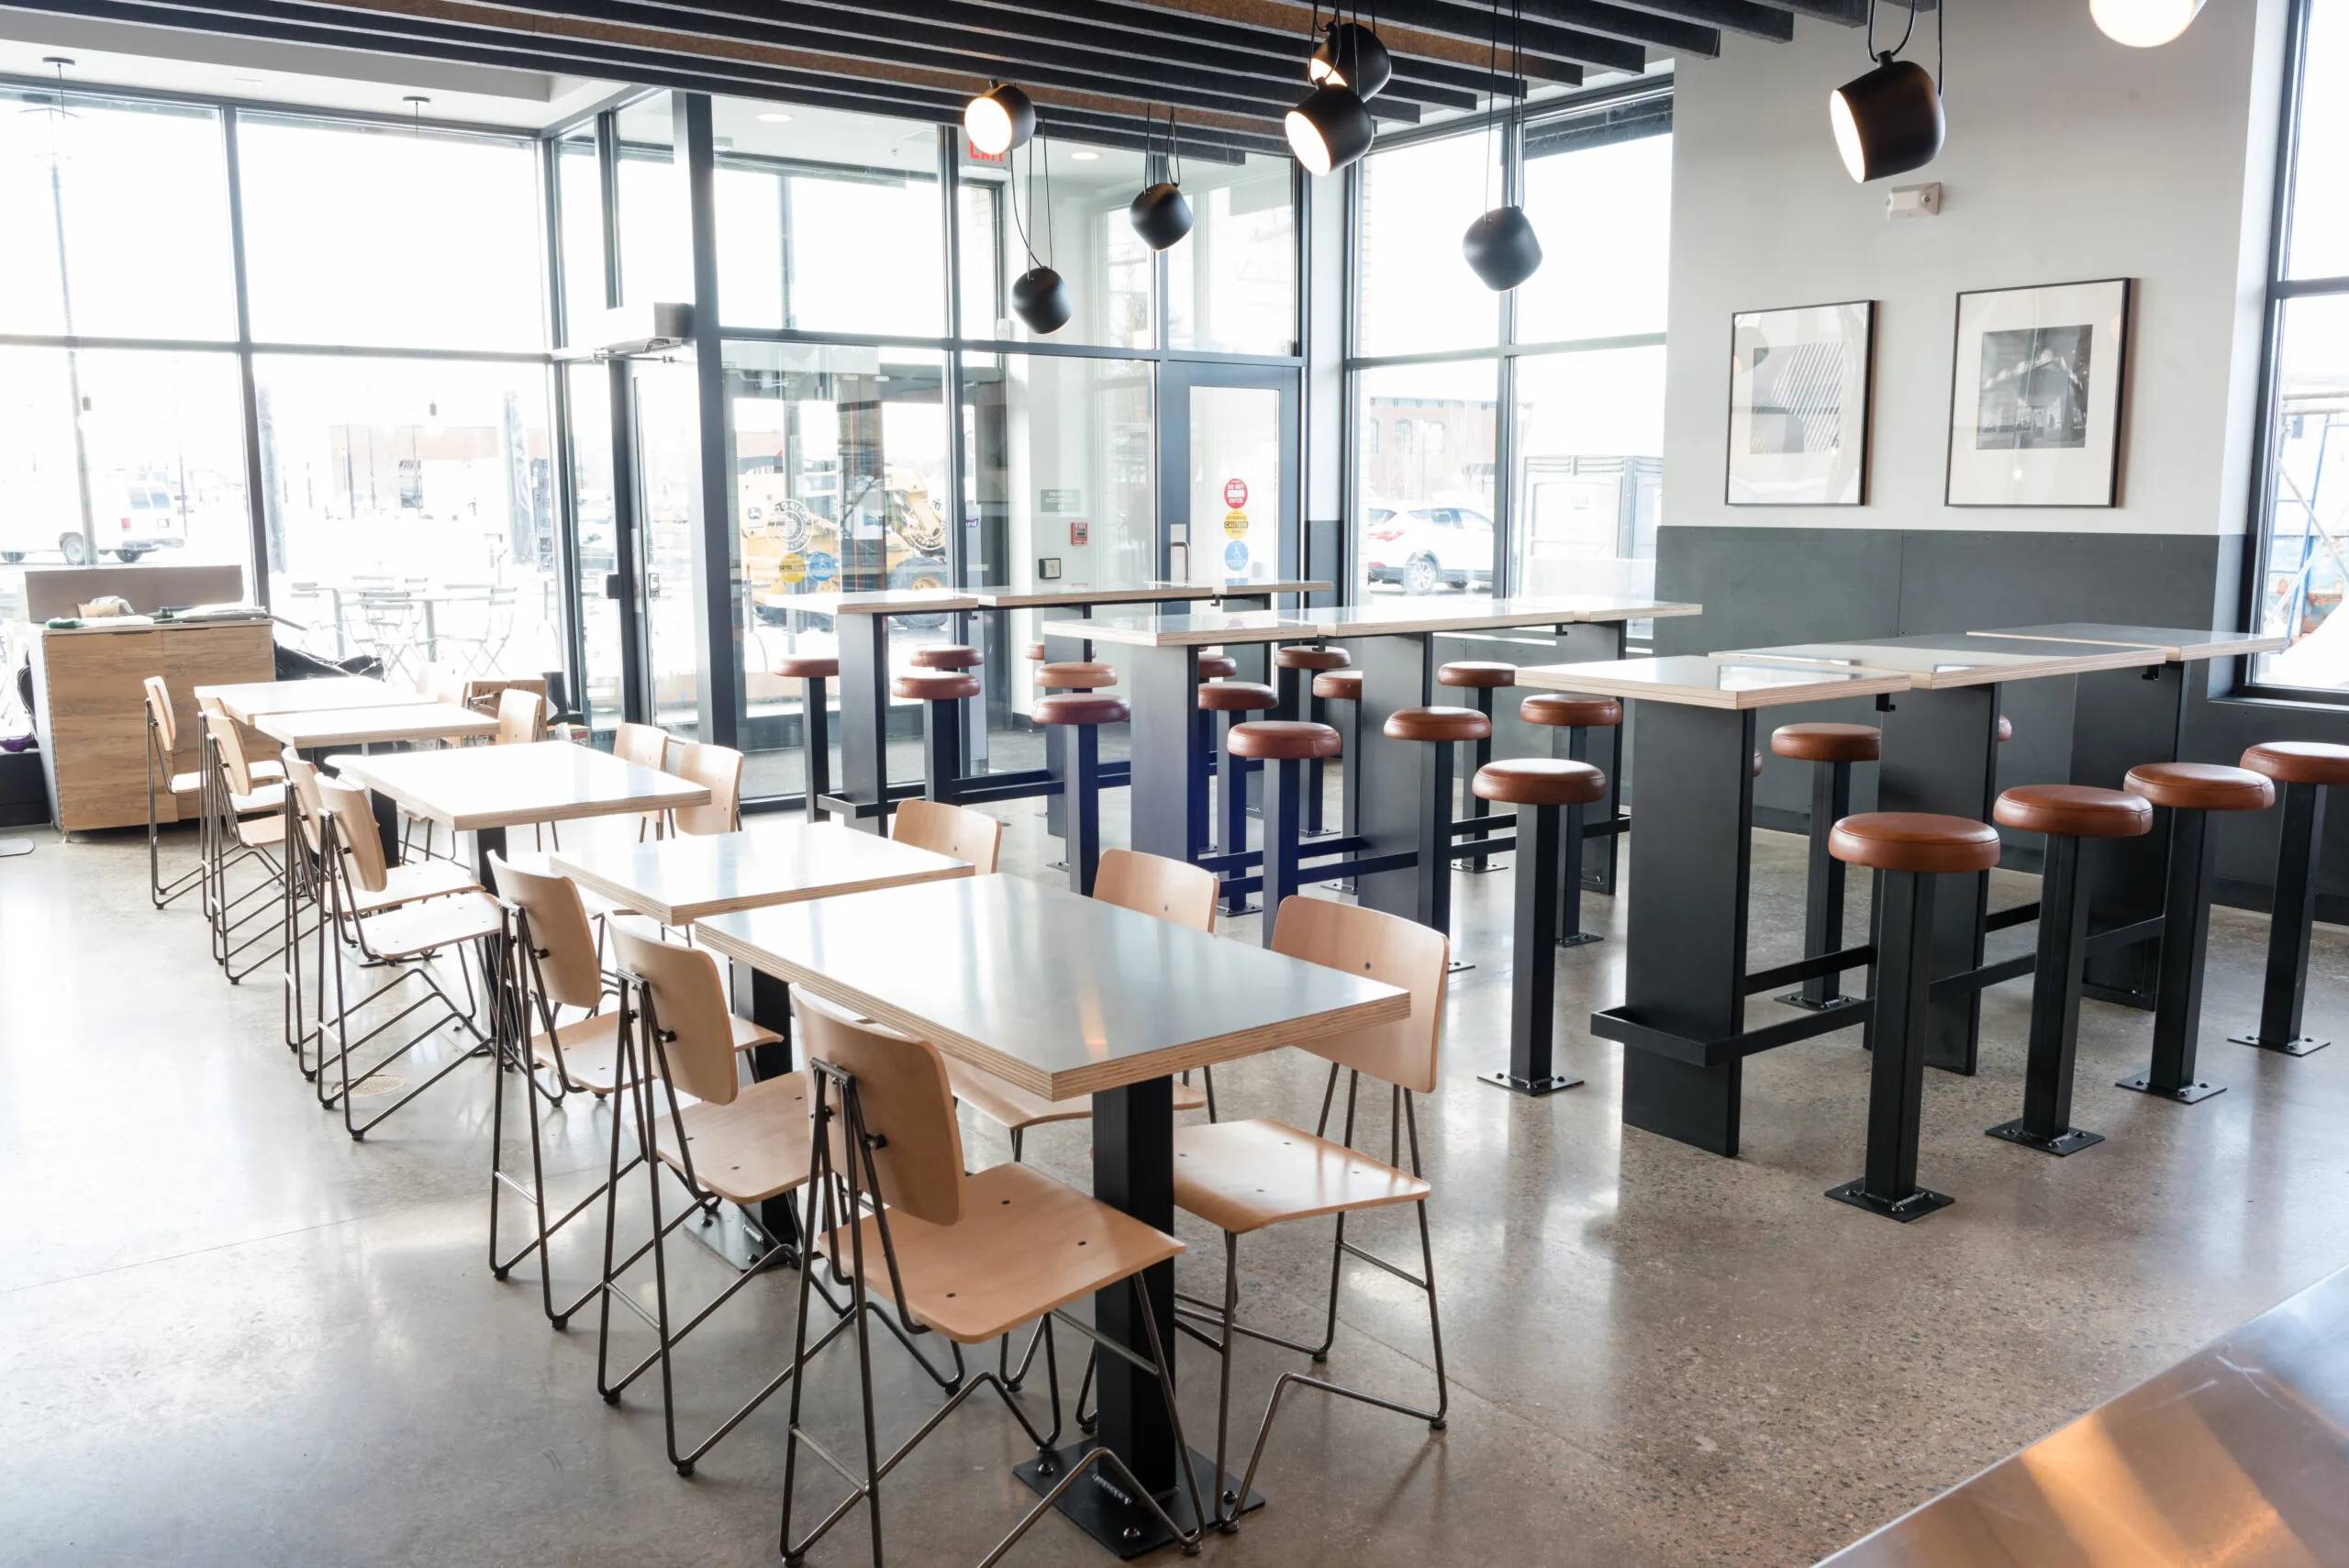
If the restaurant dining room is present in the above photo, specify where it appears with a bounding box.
[8,0,2349,1563]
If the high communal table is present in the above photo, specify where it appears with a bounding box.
[772,579,1326,833]
[694,873,1408,1559]
[1063,595,1700,921]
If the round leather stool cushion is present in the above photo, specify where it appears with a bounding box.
[1994,784,2153,840]
[1228,720,1341,761]
[911,644,982,672]
[2241,740,2349,786]
[1035,695,1130,728]
[1196,653,1239,681]
[1383,705,1491,744]
[1036,661,1117,690]
[1520,693,1620,729]
[2125,762,2276,813]
[1437,660,1518,690]
[1312,669,1364,701]
[891,670,981,702]
[1197,680,1278,714]
[1275,645,1352,672]
[1829,812,2002,873]
[1998,715,2014,743]
[1770,722,1880,764]
[1753,751,1765,778]
[1472,757,1606,807]
[771,654,840,680]
[1025,640,1048,662]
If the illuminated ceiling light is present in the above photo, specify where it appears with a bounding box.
[1828,1,1945,183]
[2090,0,2205,47]
[757,111,793,123]
[1308,20,1393,99]
[1286,83,1375,176]
[1071,149,1099,161]
[965,83,1035,156]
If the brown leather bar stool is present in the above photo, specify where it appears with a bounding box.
[1437,660,1518,871]
[1036,661,1117,690]
[1200,677,1278,915]
[1036,694,1129,895]
[2231,741,2349,1057]
[1275,645,1350,837]
[1384,704,1492,956]
[1227,718,1341,945]
[1823,811,2002,1222]
[1520,694,1621,947]
[1475,757,1608,1095]
[910,643,982,672]
[1312,667,1364,844]
[773,654,838,825]
[1771,722,1882,1010]
[2117,762,2277,1103]
[1986,785,2152,1155]
[892,668,980,806]
[1025,639,1047,662]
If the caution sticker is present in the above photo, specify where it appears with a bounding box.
[775,552,807,585]
[1222,509,1249,539]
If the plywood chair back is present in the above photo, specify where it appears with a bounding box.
[890,799,1001,873]
[316,777,391,895]
[495,686,546,744]
[614,720,669,772]
[670,741,744,836]
[608,925,741,1106]
[280,750,327,855]
[489,853,603,1011]
[1094,849,1216,933]
[1270,896,1447,1095]
[142,675,177,753]
[204,711,261,797]
[794,991,965,1228]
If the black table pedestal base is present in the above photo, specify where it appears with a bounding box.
[1985,1118,2104,1157]
[2229,1031,2329,1057]
[2116,1073,2226,1105]
[1825,1180,1954,1223]
[1012,1441,1261,1559]
[1557,930,1603,950]
[1776,991,1862,1014]
[1480,1070,1584,1096]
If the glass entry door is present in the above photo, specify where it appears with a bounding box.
[1158,361,1298,587]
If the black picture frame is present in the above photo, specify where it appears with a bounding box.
[1944,276,2133,508]
[1723,299,1876,507]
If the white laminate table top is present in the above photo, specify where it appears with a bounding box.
[195,676,429,724]
[965,578,1330,608]
[1516,655,1914,709]
[551,825,974,925]
[256,702,500,750]
[1056,595,1702,648]
[329,741,708,831]
[756,587,979,617]
[1967,623,2290,662]
[1717,635,2165,689]
[695,874,1411,1101]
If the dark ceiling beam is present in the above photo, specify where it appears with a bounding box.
[1742,0,1866,21]
[1264,0,1647,72]
[1508,1,1721,57]
[1084,0,1602,81]
[1557,0,1793,42]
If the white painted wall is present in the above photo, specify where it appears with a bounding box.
[1662,0,2290,536]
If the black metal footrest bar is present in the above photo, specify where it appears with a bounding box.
[1743,944,1873,996]
[1985,901,2041,933]
[1923,917,2166,1004]
[1591,998,1866,1070]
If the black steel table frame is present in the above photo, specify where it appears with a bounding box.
[2069,662,2186,1011]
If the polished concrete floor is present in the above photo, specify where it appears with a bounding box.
[4,785,2347,1568]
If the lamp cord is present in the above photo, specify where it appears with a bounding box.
[1863,0,1943,91]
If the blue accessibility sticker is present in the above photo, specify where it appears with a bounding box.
[1223,540,1250,572]
[807,551,839,583]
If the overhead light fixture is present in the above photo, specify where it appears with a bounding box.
[1308,18,1393,100]
[965,83,1036,157]
[2090,0,2205,47]
[1286,83,1375,175]
[1071,149,1099,161]
[758,111,793,123]
[1010,131,1071,334]
[1829,1,1945,183]
[1130,105,1194,251]
[1462,0,1542,291]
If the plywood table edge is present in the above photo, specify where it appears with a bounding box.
[573,859,974,925]
[1719,644,2165,687]
[330,760,711,832]
[1965,627,2292,661]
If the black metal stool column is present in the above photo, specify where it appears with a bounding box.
[1383,704,1490,967]
[1199,675,1277,917]
[1520,694,1622,947]
[1767,722,1880,1010]
[774,654,838,823]
[1436,661,1518,872]
[1225,718,1341,947]
[1985,785,2153,1155]
[1310,667,1364,842]
[891,668,981,806]
[1190,652,1240,864]
[1474,757,1607,1096]
[1036,693,1129,895]
[1824,811,2002,1223]
[2231,741,2349,1057]
[1274,645,1351,838]
[2118,762,2277,1104]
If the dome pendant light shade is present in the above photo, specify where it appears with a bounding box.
[1286,84,1376,176]
[2090,0,2206,47]
[965,83,1036,156]
[1463,206,1542,292]
[1828,55,1943,183]
[1308,21,1394,100]
[1130,182,1193,250]
[1011,265,1071,334]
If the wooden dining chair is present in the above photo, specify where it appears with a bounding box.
[200,709,295,982]
[613,721,671,840]
[666,741,745,837]
[142,675,278,907]
[776,995,1207,1567]
[495,685,547,744]
[888,798,1001,872]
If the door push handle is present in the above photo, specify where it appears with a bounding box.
[604,573,624,601]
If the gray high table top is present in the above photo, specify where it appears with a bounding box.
[1716,633,2165,688]
[1971,621,2291,661]
[1516,654,1913,708]
[550,824,974,925]
[330,741,708,831]
[1820,1260,2349,1566]
[695,874,1410,1101]
[768,578,1328,617]
[1056,594,1703,648]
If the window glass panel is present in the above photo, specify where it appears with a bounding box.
[2254,294,2349,690]
[239,115,541,350]
[1354,359,1497,598]
[1510,346,1665,600]
[960,183,1002,333]
[556,129,607,345]
[0,92,234,339]
[1166,151,1297,355]
[617,94,691,309]
[565,362,624,732]
[960,140,1152,348]
[2287,0,2349,280]
[1515,122,1672,344]
[255,355,561,690]
[717,162,785,328]
[1357,134,1501,357]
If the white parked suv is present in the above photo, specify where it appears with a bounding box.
[1362,502,1496,595]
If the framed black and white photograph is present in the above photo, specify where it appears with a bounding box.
[1946,278,2132,506]
[1725,300,1875,506]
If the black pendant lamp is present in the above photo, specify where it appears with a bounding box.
[1287,5,1376,174]
[1463,0,1542,292]
[1130,106,1193,251]
[1010,134,1071,334]
[965,82,1035,157]
[1829,1,1945,183]
[1308,18,1393,99]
